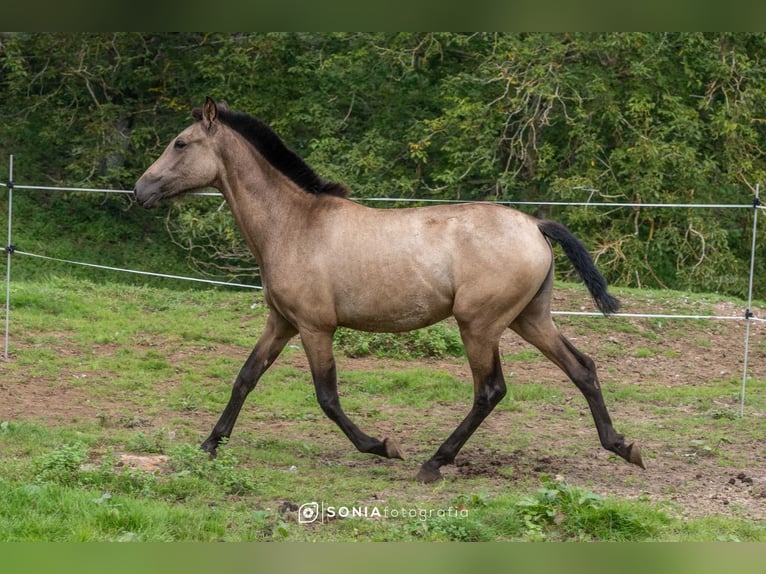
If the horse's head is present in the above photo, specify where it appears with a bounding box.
[134,97,223,208]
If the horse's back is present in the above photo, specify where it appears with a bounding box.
[382,202,551,282]
[319,202,552,332]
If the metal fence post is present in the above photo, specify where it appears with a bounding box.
[3,155,14,360]
[740,184,760,416]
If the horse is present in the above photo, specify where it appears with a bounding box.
[134,97,644,482]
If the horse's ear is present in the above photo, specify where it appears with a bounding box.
[217,100,229,111]
[203,96,218,127]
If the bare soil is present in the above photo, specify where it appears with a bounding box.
[2,290,765,523]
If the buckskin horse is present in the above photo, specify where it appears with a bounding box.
[134,97,644,482]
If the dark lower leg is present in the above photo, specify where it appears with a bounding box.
[417,350,506,483]
[303,330,403,460]
[511,292,644,469]
[313,362,403,459]
[416,403,495,483]
[202,315,296,456]
[538,333,643,468]
[561,339,644,467]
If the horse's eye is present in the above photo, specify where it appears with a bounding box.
[174,139,187,150]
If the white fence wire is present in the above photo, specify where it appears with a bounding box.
[1,156,763,414]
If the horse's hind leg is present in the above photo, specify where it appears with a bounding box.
[510,306,645,469]
[201,311,297,457]
[300,328,404,460]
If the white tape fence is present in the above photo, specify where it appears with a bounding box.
[1,155,763,414]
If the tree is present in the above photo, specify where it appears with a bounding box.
[2,33,765,296]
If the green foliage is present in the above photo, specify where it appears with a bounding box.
[29,438,257,501]
[0,189,196,285]
[32,443,156,497]
[334,323,464,359]
[2,32,766,295]
[126,431,166,454]
[33,443,90,484]
[167,442,258,496]
[512,476,659,541]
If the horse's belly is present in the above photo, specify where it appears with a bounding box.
[335,288,453,333]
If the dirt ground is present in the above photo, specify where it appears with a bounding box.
[2,291,765,523]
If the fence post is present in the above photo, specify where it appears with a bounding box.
[740,184,760,416]
[3,155,13,360]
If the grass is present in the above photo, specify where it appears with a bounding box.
[1,423,762,542]
[2,192,197,287]
[334,323,464,359]
[1,277,765,541]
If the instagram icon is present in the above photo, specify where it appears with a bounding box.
[298,502,321,524]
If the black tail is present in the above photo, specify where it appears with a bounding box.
[538,220,620,316]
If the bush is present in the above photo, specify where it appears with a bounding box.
[334,323,464,359]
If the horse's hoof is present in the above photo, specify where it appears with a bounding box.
[627,442,645,469]
[416,464,442,484]
[383,438,404,460]
[200,440,218,459]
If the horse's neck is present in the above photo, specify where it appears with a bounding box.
[218,152,313,265]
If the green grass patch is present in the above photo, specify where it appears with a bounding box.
[334,323,464,359]
[503,349,544,362]
[2,423,763,542]
[340,368,469,410]
[2,278,765,541]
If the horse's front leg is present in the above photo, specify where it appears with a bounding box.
[201,311,297,457]
[300,328,403,460]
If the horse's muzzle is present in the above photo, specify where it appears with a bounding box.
[133,179,162,209]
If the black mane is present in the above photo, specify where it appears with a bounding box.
[195,105,349,198]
